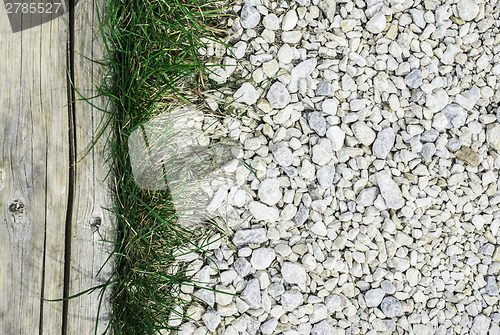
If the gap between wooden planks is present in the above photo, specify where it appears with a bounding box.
[0,1,115,334]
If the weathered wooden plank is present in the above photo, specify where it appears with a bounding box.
[0,7,68,335]
[67,0,115,333]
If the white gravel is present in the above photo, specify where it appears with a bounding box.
[172,0,500,333]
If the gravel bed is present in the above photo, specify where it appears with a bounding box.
[169,0,500,334]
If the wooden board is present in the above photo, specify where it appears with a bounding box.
[67,0,115,333]
[0,6,68,334]
[0,1,114,333]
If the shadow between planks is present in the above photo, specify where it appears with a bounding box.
[0,0,115,334]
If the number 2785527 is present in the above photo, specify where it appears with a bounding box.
[5,2,63,14]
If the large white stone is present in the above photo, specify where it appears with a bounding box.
[372,127,395,159]
[250,248,276,270]
[258,178,282,206]
[288,58,317,93]
[457,0,479,21]
[282,262,307,287]
[318,0,336,22]
[234,82,258,105]
[487,123,500,151]
[202,309,221,332]
[456,86,480,110]
[325,294,343,312]
[312,139,334,165]
[282,31,303,44]
[406,268,421,287]
[282,10,298,31]
[240,5,260,29]
[281,289,303,311]
[242,278,261,309]
[278,44,294,64]
[326,126,345,151]
[376,170,405,209]
[248,201,279,222]
[366,12,387,34]
[471,314,491,335]
[380,296,403,317]
[364,288,385,307]
[272,143,294,166]
[267,82,291,109]
[352,121,376,146]
[311,320,335,335]
[426,88,449,112]
[262,13,280,30]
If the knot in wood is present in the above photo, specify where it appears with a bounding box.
[90,217,102,230]
[8,200,25,214]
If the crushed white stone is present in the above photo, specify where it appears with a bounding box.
[376,171,405,209]
[366,12,387,34]
[179,0,500,333]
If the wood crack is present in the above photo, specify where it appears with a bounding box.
[62,0,77,334]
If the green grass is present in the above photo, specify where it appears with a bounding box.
[92,0,235,333]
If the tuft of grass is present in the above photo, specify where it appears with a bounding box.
[91,0,236,333]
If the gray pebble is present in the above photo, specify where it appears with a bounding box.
[380,296,404,317]
[281,289,303,311]
[479,243,495,256]
[485,276,499,296]
[271,143,294,167]
[307,112,327,136]
[315,81,334,96]
[267,82,291,109]
[446,138,462,152]
[421,143,436,162]
[311,320,334,335]
[372,127,396,159]
[421,129,439,142]
[405,69,423,88]
[282,166,298,177]
[242,278,262,309]
[233,228,268,248]
[294,204,309,226]
[316,165,335,189]
[491,313,500,323]
[234,257,252,277]
[441,103,467,129]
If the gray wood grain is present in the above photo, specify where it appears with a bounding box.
[0,8,68,335]
[67,0,115,333]
[0,1,114,333]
